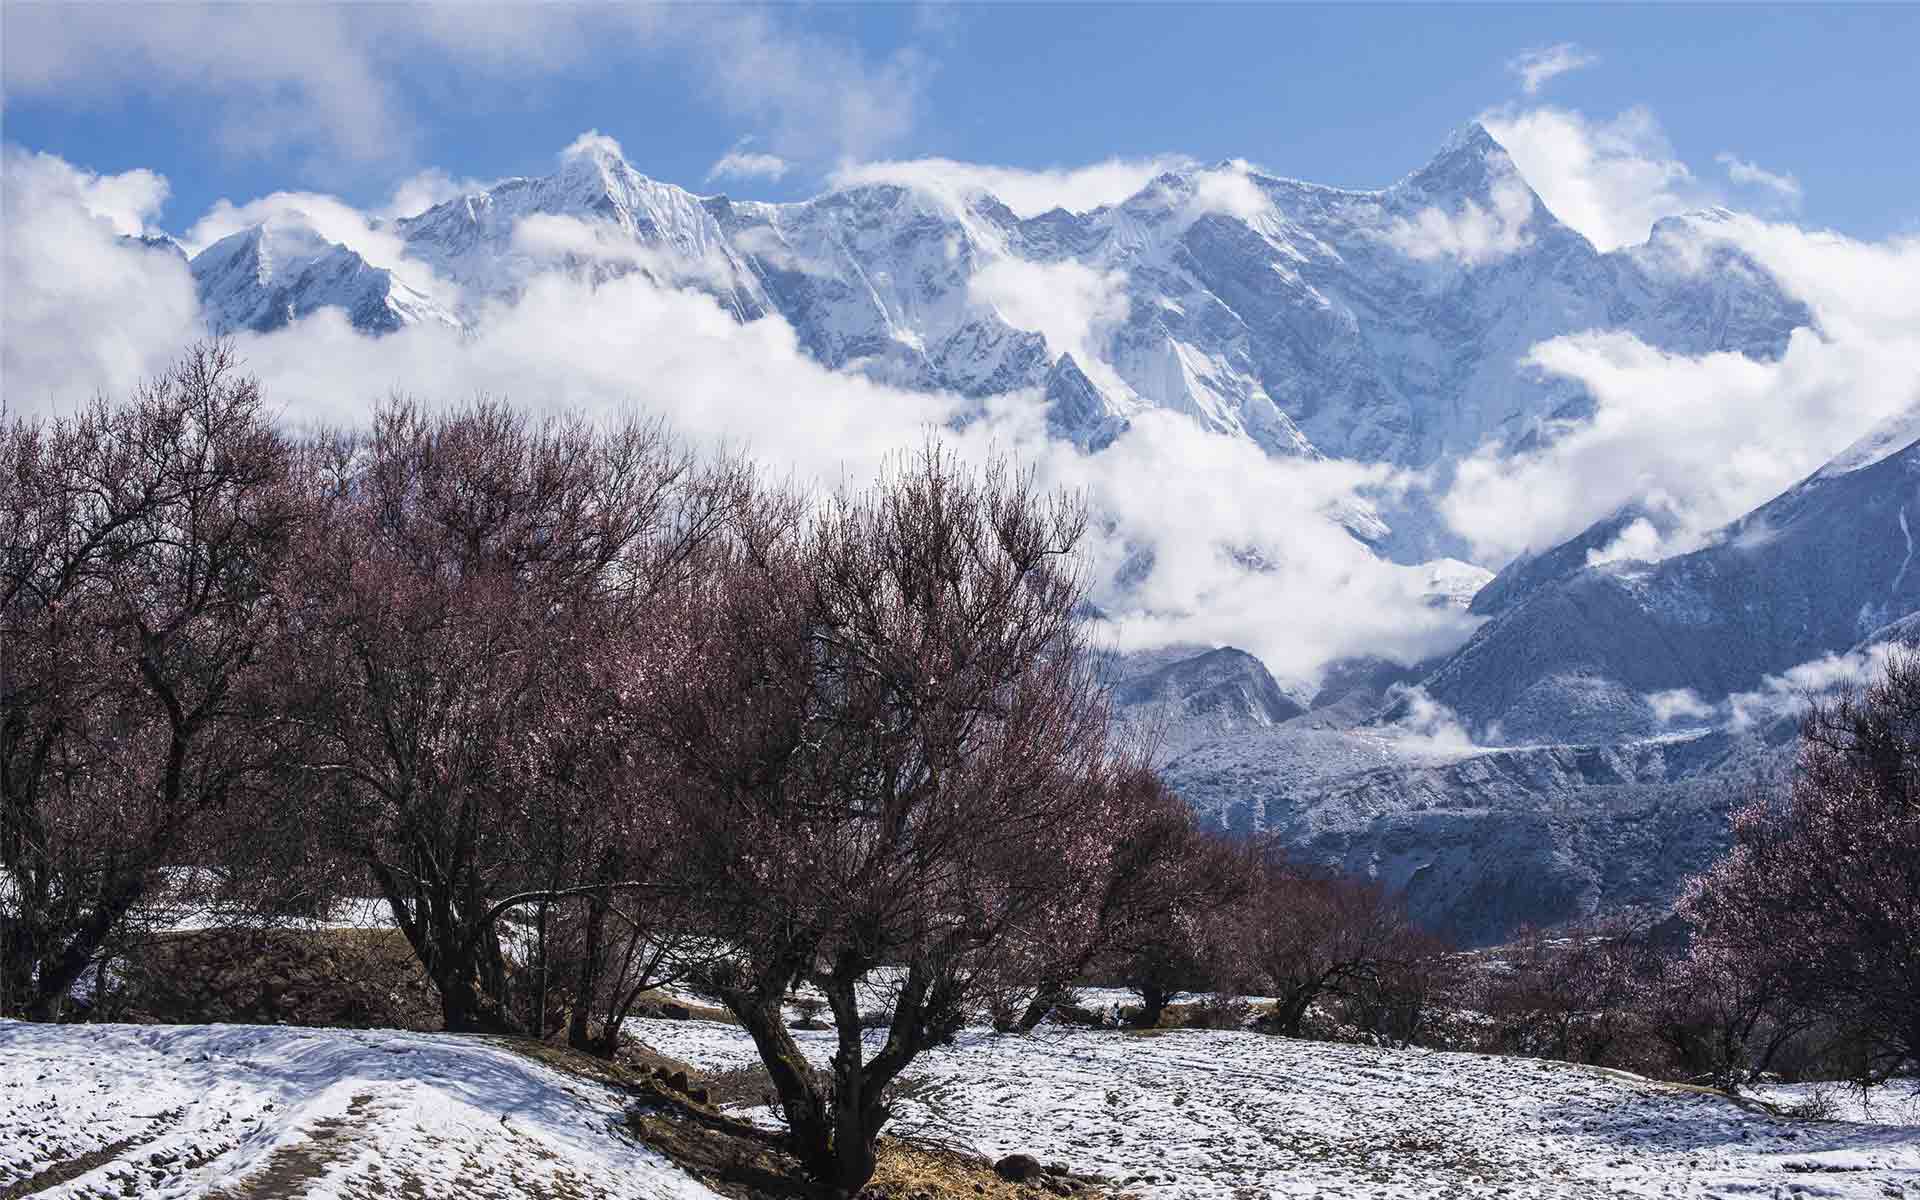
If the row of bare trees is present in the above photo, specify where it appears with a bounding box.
[1,345,1268,1194]
[1432,656,1920,1092]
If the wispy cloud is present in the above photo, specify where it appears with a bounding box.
[707,140,791,185]
[1507,43,1598,95]
[1480,104,1704,252]
[831,156,1187,218]
[1717,152,1803,209]
[1382,173,1536,266]
[0,4,928,179]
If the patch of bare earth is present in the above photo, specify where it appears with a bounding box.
[502,1039,1130,1200]
[0,1108,183,1200]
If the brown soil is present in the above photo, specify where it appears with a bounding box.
[98,927,442,1031]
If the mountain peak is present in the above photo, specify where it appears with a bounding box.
[1401,121,1524,199]
[1438,120,1501,156]
[558,130,629,172]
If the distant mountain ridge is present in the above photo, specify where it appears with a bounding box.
[183,124,1810,563]
[1425,422,1920,744]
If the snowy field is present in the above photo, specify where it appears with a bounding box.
[632,1017,1920,1200]
[4,1018,1918,1200]
[0,1020,721,1200]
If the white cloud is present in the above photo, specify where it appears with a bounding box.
[379,168,497,221]
[4,5,424,166]
[968,259,1129,363]
[1585,516,1665,567]
[1645,687,1715,726]
[686,9,930,163]
[1507,43,1598,95]
[1441,320,1918,563]
[1726,645,1900,732]
[1,5,921,174]
[707,140,791,185]
[1383,174,1535,266]
[1,150,201,414]
[59,163,173,238]
[1374,684,1481,760]
[1716,152,1803,209]
[832,156,1188,219]
[561,130,626,165]
[1040,415,1479,681]
[1186,161,1274,224]
[1482,105,1705,252]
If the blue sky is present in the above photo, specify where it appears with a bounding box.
[3,3,1916,239]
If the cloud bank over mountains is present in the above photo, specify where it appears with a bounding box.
[7,100,1918,695]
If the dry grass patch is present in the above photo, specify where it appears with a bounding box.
[504,1038,1126,1200]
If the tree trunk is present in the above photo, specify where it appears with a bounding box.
[566,900,605,1052]
[821,975,882,1197]
[1272,988,1314,1036]
[1138,983,1170,1029]
[718,967,837,1185]
[1014,981,1070,1033]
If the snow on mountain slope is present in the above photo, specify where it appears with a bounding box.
[192,215,460,336]
[1112,645,1308,745]
[198,124,1808,564]
[1423,427,1920,745]
[396,135,768,321]
[629,1018,1920,1200]
[0,1021,721,1200]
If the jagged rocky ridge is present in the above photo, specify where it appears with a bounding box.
[186,125,1808,561]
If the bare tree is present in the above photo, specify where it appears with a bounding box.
[1635,937,1811,1090]
[2,344,303,1018]
[983,763,1249,1033]
[279,399,732,1034]
[1474,920,1642,1066]
[1679,645,1920,1082]
[1246,859,1430,1038]
[1099,817,1256,1030]
[638,444,1145,1195]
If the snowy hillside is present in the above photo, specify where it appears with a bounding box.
[0,1021,721,1200]
[631,1017,1920,1199]
[6,1019,1917,1200]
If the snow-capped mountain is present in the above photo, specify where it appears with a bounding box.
[183,125,1809,562]
[192,215,459,335]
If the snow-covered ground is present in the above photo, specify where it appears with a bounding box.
[6,1016,1918,1199]
[632,1017,1920,1199]
[0,1020,721,1200]
[1754,1079,1920,1127]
